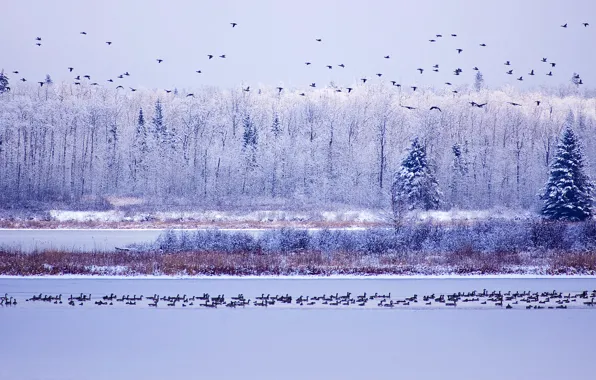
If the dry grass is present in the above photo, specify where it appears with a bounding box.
[1,247,593,277]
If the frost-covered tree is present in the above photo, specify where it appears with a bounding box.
[44,74,53,85]
[242,114,258,193]
[0,70,9,93]
[449,142,469,208]
[131,108,148,190]
[474,71,484,92]
[391,137,442,219]
[540,123,593,221]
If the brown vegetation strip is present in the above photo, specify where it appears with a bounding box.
[1,249,595,276]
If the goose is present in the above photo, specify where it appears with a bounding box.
[456,48,463,54]
[231,22,237,27]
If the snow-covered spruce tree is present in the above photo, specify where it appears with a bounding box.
[241,114,258,194]
[0,70,9,93]
[474,71,484,92]
[449,142,469,208]
[540,125,594,221]
[131,108,148,191]
[391,137,442,221]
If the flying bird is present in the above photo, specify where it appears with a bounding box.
[433,64,439,68]
[451,34,457,37]
[529,69,535,75]
[68,67,74,72]
[84,75,91,79]
[346,88,353,93]
[219,55,226,58]
[429,39,436,42]
[338,64,345,68]
[36,37,41,41]
[116,85,124,89]
[187,93,194,97]
[243,86,250,92]
[165,90,172,93]
[476,103,487,108]
[196,70,202,73]
[473,67,479,71]
[74,82,81,85]
[508,102,522,106]
[38,81,44,87]
[411,86,417,91]
[12,71,18,74]
[130,88,137,92]
[479,43,486,47]
[107,79,113,82]
[376,73,382,77]
[361,78,367,83]
[36,43,41,46]
[299,93,305,96]
[547,71,553,76]
[456,48,463,54]
[506,70,513,75]
[417,68,424,74]
[436,34,443,37]
[305,62,311,65]
[156,59,163,63]
[445,82,452,85]
[75,75,81,80]
[391,80,397,85]
[583,22,589,27]
[541,58,547,62]
[276,87,283,93]
[310,83,316,87]
[90,82,98,86]
[118,75,124,79]
[384,55,390,59]
[561,23,567,28]
[124,72,130,76]
[20,78,26,82]
[326,65,332,69]
[550,62,556,67]
[505,61,511,65]
[316,38,322,42]
[401,105,416,110]
[517,76,523,81]
[208,55,214,59]
[535,100,541,106]
[231,22,237,27]
[430,106,441,112]
[80,31,87,35]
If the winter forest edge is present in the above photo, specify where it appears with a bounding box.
[1,75,595,219]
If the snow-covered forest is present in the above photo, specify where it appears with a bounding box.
[1,80,595,211]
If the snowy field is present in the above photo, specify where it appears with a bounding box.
[1,277,596,380]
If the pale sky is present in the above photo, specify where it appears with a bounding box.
[1,0,594,91]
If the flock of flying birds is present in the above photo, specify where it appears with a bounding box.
[5,20,591,111]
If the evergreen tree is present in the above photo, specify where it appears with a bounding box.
[540,125,594,221]
[44,74,53,85]
[271,114,282,138]
[0,70,9,93]
[132,108,148,188]
[474,71,484,92]
[151,100,164,140]
[391,137,442,218]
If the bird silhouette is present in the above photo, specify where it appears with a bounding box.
[376,73,382,77]
[547,71,553,76]
[106,41,112,45]
[116,85,124,89]
[535,100,541,106]
[299,93,305,96]
[316,38,322,42]
[430,106,442,112]
[36,37,41,41]
[305,62,311,65]
[219,55,226,58]
[12,71,18,74]
[476,103,487,108]
[436,34,443,37]
[445,82,452,85]
[117,75,123,79]
[75,75,81,80]
[529,69,535,75]
[433,64,439,68]
[84,75,91,79]
[36,43,41,47]
[579,79,584,85]
[583,22,589,27]
[310,83,316,87]
[542,58,547,62]
[433,69,439,72]
[346,87,353,93]
[156,59,163,63]
[517,76,523,81]
[505,61,511,65]
[401,105,416,110]
[187,93,194,97]
[124,72,130,76]
[165,89,172,93]
[550,62,556,67]
[456,49,463,54]
[338,64,345,68]
[243,86,250,92]
[74,82,81,85]
[90,82,98,86]
[130,88,137,91]
[391,80,397,85]
[508,102,522,106]
[20,78,26,82]
[38,81,44,87]
[326,65,332,69]
[480,43,487,47]
[451,34,457,37]
[276,87,283,93]
[473,67,479,71]
[561,23,567,28]
[411,86,417,91]
[208,55,214,59]
[384,55,390,59]
[361,78,367,83]
[68,67,74,72]
[417,68,424,74]
[196,70,202,73]
[80,31,87,35]
[506,70,513,75]
[231,22,237,27]
[107,79,113,82]
[429,39,436,42]
[336,89,342,93]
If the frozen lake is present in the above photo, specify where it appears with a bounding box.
[1,277,595,380]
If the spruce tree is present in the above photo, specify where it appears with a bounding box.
[0,70,9,93]
[540,126,594,221]
[450,142,469,207]
[474,71,484,92]
[391,137,442,218]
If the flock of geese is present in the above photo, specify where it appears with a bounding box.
[2,289,596,310]
[2,20,591,110]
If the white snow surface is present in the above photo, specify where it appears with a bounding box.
[1,277,595,380]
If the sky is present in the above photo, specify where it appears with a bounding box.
[1,0,595,92]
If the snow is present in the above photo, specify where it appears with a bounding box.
[1,277,595,380]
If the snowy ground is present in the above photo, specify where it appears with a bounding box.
[0,207,535,229]
[1,277,595,380]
